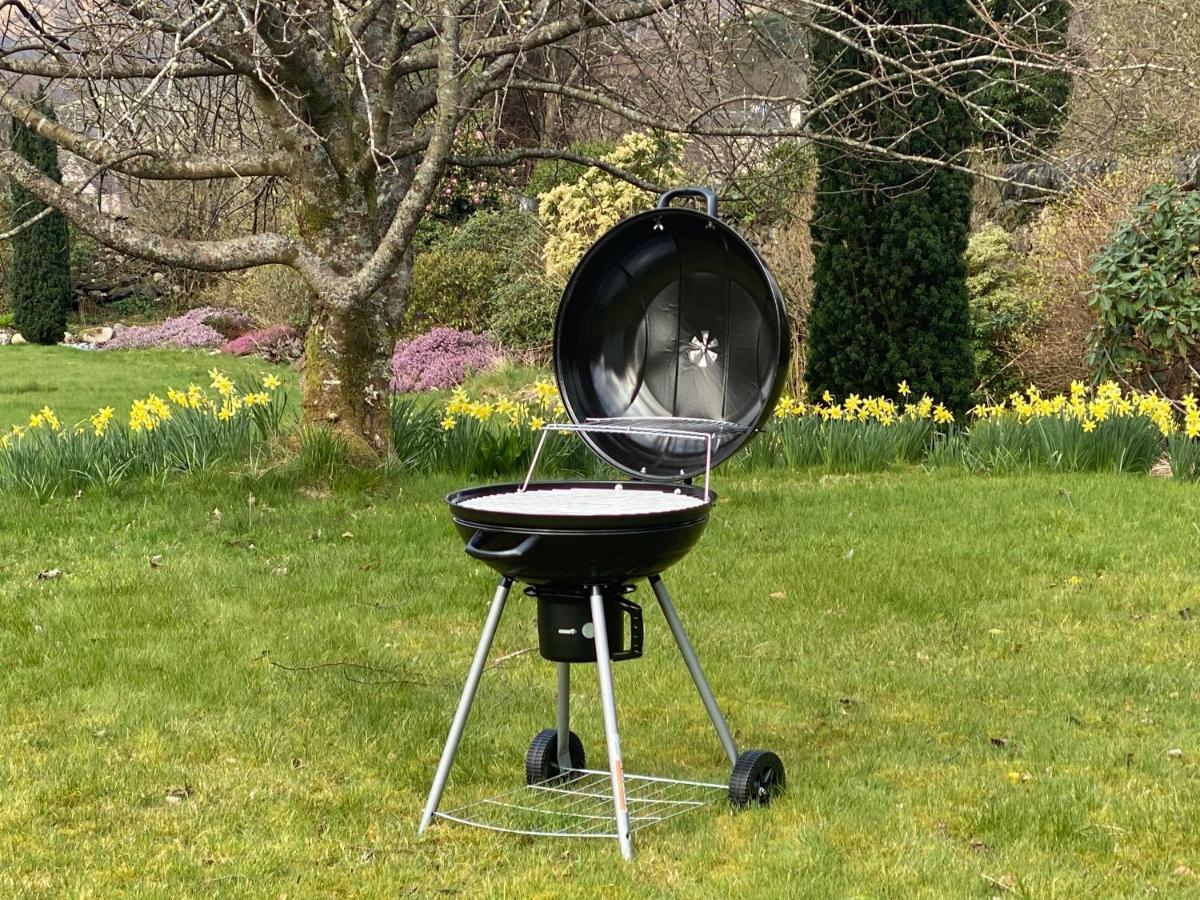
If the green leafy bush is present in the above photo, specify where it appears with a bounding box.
[966,224,1042,396]
[404,208,557,348]
[9,96,71,344]
[403,247,499,336]
[1088,182,1200,391]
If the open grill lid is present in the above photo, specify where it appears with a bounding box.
[554,187,790,482]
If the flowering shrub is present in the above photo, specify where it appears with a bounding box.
[538,131,687,288]
[105,307,250,351]
[0,370,287,499]
[390,328,499,393]
[225,321,300,355]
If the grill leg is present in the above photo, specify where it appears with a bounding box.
[556,662,572,772]
[649,574,739,766]
[589,585,634,861]
[418,576,513,834]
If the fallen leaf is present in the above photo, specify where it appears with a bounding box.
[164,785,193,803]
[1168,748,1184,759]
[842,547,855,560]
[341,532,354,540]
[1174,865,1196,878]
[989,736,1010,749]
[970,840,990,853]
[37,568,62,580]
[1180,608,1193,621]
[769,591,786,599]
[211,507,223,522]
[149,555,163,569]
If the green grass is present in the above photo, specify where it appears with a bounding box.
[0,346,297,430]
[4,468,1200,897]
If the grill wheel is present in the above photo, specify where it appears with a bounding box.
[525,728,586,785]
[729,749,786,808]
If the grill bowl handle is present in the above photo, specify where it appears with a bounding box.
[657,186,717,218]
[465,530,540,562]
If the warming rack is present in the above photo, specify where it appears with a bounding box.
[434,767,727,839]
[521,417,750,500]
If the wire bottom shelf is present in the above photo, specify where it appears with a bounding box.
[435,768,727,839]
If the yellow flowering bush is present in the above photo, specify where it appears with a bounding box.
[538,132,687,288]
[1,370,288,499]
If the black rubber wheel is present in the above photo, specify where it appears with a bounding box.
[525,728,586,785]
[729,749,786,808]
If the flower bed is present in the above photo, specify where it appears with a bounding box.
[1,370,287,499]
[104,307,251,351]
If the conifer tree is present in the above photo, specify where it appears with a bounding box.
[805,1,978,412]
[9,95,71,345]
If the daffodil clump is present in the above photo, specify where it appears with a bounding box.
[388,379,606,477]
[973,381,1177,437]
[1,371,288,499]
[774,381,956,426]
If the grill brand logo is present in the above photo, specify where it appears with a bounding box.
[686,332,719,368]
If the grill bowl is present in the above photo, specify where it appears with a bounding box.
[447,481,714,584]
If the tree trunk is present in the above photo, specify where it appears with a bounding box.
[293,164,395,460]
[303,292,393,461]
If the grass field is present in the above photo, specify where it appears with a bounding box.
[3,465,1200,897]
[0,346,299,431]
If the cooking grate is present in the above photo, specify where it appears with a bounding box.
[458,487,706,516]
[434,768,726,839]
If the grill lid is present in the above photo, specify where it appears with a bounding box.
[554,187,790,481]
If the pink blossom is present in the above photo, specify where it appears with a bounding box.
[391,328,500,392]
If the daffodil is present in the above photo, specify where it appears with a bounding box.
[262,373,282,391]
[209,368,234,397]
[530,416,545,430]
[897,380,910,397]
[440,416,457,431]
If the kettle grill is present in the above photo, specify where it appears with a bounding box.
[417,187,789,860]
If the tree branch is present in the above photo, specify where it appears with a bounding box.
[0,93,293,180]
[0,150,336,284]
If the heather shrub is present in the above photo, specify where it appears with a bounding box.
[105,307,250,351]
[224,324,300,357]
[390,327,499,393]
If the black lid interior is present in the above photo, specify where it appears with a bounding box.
[554,205,790,481]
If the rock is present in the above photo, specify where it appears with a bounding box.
[10,333,26,345]
[63,332,75,343]
[0,331,10,346]
[77,326,114,345]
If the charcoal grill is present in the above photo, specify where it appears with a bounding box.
[418,187,790,859]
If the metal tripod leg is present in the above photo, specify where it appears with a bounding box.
[556,663,572,771]
[589,585,634,861]
[418,576,513,833]
[649,574,739,765]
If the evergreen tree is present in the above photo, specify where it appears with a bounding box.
[805,1,978,412]
[979,0,1073,157]
[9,95,71,345]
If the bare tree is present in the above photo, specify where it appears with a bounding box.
[0,0,1176,456]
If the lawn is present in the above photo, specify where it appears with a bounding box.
[3,463,1200,897]
[0,346,299,431]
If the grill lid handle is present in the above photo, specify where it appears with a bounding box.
[465,530,540,562]
[656,186,717,219]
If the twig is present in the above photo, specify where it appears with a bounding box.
[270,657,430,686]
[485,647,536,670]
